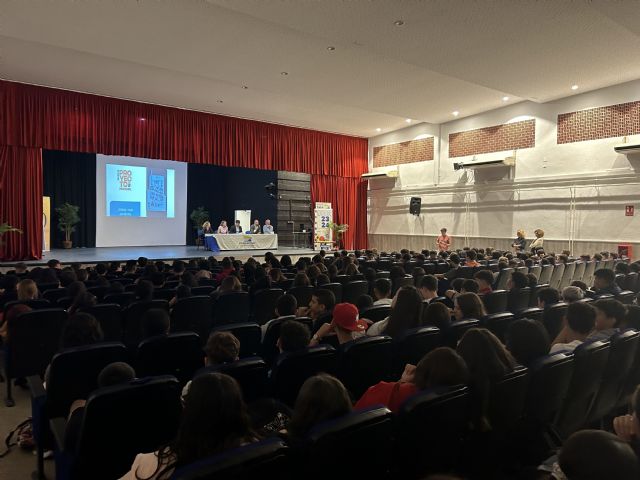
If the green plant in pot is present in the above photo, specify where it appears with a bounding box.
[190,206,210,230]
[56,202,80,249]
[328,221,349,250]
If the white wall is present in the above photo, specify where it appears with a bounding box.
[368,80,640,255]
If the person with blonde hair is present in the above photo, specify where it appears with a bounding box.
[512,230,526,252]
[217,220,228,234]
[0,279,39,340]
[529,229,544,253]
[202,221,213,234]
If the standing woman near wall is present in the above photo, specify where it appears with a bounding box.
[529,229,545,254]
[512,230,526,252]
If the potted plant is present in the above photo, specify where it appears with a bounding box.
[328,222,349,250]
[56,202,80,249]
[190,206,210,246]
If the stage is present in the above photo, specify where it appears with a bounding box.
[1,245,318,268]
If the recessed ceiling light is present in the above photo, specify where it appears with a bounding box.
[405,119,412,123]
[327,46,336,51]
[394,20,405,26]
[242,85,248,89]
[281,71,289,76]
[502,96,510,102]
[139,117,146,121]
[217,100,223,104]
[571,84,579,90]
[376,128,382,132]
[452,111,459,117]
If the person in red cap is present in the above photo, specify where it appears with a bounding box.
[309,303,368,346]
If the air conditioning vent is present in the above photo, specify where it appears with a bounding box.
[614,144,640,155]
[453,156,515,171]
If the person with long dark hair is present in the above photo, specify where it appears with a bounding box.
[120,373,257,479]
[366,285,422,337]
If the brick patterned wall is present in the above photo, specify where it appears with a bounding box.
[557,100,640,144]
[448,119,536,158]
[373,137,434,167]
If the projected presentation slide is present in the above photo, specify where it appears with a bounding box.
[106,163,175,218]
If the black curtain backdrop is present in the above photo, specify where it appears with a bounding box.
[43,150,97,248]
[186,164,277,244]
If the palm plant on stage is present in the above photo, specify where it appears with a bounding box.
[328,221,349,250]
[190,206,210,247]
[56,202,80,249]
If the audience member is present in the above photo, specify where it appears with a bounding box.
[373,278,393,305]
[418,275,439,303]
[310,302,367,346]
[142,309,171,339]
[622,305,640,331]
[562,285,585,303]
[506,318,550,366]
[453,292,486,321]
[508,271,529,290]
[367,286,422,337]
[537,287,561,310]
[551,302,597,353]
[588,298,625,341]
[423,301,452,331]
[297,289,335,323]
[592,268,622,296]
[277,320,311,355]
[356,294,374,312]
[474,270,494,295]
[134,280,154,302]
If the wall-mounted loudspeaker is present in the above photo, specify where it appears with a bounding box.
[409,197,421,216]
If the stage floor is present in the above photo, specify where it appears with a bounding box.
[3,245,317,267]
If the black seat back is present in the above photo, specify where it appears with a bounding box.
[514,307,543,323]
[488,366,529,431]
[337,336,393,398]
[122,300,169,348]
[526,353,574,424]
[6,308,68,378]
[46,343,128,419]
[136,332,203,385]
[210,322,262,358]
[482,290,508,314]
[507,288,531,313]
[305,407,393,477]
[81,304,123,342]
[588,329,640,423]
[342,281,370,304]
[494,268,514,291]
[483,312,515,343]
[42,288,68,305]
[538,265,554,285]
[103,292,135,308]
[555,340,610,437]
[251,289,283,325]
[261,317,294,366]
[3,298,51,313]
[270,346,338,407]
[359,305,391,323]
[616,290,636,305]
[287,286,314,309]
[191,286,215,296]
[392,326,442,378]
[394,385,470,475]
[73,376,182,480]
[197,357,268,403]
[542,303,568,339]
[171,296,213,343]
[212,292,251,326]
[171,438,289,480]
[322,283,342,303]
[446,319,480,347]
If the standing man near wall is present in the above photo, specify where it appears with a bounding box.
[437,228,451,252]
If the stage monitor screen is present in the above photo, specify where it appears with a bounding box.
[96,155,187,247]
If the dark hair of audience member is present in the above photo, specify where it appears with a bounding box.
[293,273,310,287]
[374,278,392,299]
[461,279,479,294]
[276,294,297,317]
[450,278,465,293]
[570,280,588,291]
[152,373,256,478]
[356,294,374,312]
[455,292,487,320]
[107,281,125,294]
[622,305,640,330]
[288,374,352,439]
[134,280,154,302]
[526,273,538,288]
[593,298,626,328]
[70,292,97,315]
[66,280,86,300]
[174,285,191,302]
[97,362,136,388]
[180,271,198,288]
[60,313,104,350]
[510,271,529,289]
[537,287,560,307]
[505,318,550,366]
[59,269,77,288]
[313,289,336,313]
[559,430,640,480]
[142,309,170,338]
[205,332,240,365]
[384,286,423,338]
[316,274,330,286]
[420,275,438,292]
[279,320,311,353]
[414,347,469,390]
[280,255,292,268]
[423,301,452,331]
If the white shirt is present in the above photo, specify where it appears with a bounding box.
[550,340,582,354]
[373,298,392,306]
[366,317,389,336]
[263,224,274,234]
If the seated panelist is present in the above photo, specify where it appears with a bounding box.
[229,220,243,234]
[250,219,261,234]
[202,221,213,234]
[217,220,229,234]
[263,219,274,234]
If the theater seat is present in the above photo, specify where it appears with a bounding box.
[616,290,636,305]
[136,332,203,385]
[303,407,393,478]
[4,308,68,407]
[555,340,610,438]
[191,285,215,296]
[103,292,135,308]
[392,326,442,378]
[196,357,268,403]
[50,376,182,480]
[342,281,370,304]
[446,319,480,347]
[482,290,508,314]
[170,438,289,480]
[270,345,338,407]
[212,291,251,326]
[81,304,123,342]
[394,385,470,476]
[43,288,68,305]
[507,288,531,313]
[250,289,283,325]
[494,268,513,291]
[542,303,568,340]
[359,305,391,322]
[514,307,543,323]
[3,298,51,313]
[287,286,314,309]
[171,296,213,343]
[210,323,262,358]
[321,283,343,303]
[525,353,574,426]
[537,265,554,286]
[488,365,529,432]
[483,312,515,343]
[122,299,169,348]
[337,336,393,398]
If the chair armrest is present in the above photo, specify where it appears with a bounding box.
[49,417,67,453]
[28,374,46,401]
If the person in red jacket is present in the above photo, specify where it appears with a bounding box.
[355,347,468,413]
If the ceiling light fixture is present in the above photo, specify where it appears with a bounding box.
[139,117,146,121]
[327,46,336,51]
[502,96,510,102]
[217,100,223,103]
[376,128,382,132]
[571,84,579,90]
[452,111,459,117]
[405,119,412,123]
[281,71,289,76]
[394,20,405,26]
[242,85,248,89]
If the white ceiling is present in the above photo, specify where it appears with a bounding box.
[1,0,640,137]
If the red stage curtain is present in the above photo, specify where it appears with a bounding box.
[311,175,368,250]
[0,146,43,260]
[0,81,368,178]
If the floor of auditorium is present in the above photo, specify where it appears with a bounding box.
[0,385,54,479]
